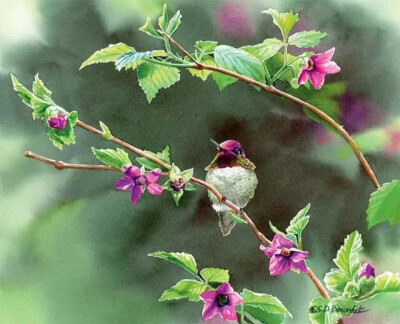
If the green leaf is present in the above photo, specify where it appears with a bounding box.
[91,147,131,169]
[241,289,292,318]
[172,190,184,206]
[32,74,53,101]
[159,279,208,302]
[212,72,237,91]
[200,268,230,284]
[168,163,181,179]
[139,17,163,39]
[214,45,266,89]
[324,269,351,294]
[195,40,218,53]
[241,38,283,61]
[137,62,180,103]
[136,144,170,172]
[286,204,310,238]
[148,251,198,277]
[262,9,299,38]
[266,53,304,87]
[309,296,355,324]
[80,43,134,70]
[11,74,52,119]
[228,212,247,224]
[284,233,298,246]
[158,4,168,31]
[308,297,327,324]
[99,121,112,140]
[244,306,285,324]
[326,297,356,324]
[68,111,78,127]
[367,180,400,228]
[115,50,166,71]
[180,169,193,182]
[184,183,197,191]
[46,128,65,149]
[188,54,215,81]
[166,10,182,35]
[342,281,360,299]
[334,231,362,277]
[288,31,328,48]
[375,272,400,294]
[357,276,375,299]
[268,221,286,237]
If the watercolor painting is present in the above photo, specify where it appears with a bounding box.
[1,0,399,323]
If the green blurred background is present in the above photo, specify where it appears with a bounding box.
[1,0,399,323]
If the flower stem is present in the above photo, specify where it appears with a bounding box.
[162,33,380,189]
[24,151,119,171]
[306,268,330,300]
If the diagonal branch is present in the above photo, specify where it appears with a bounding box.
[74,119,331,300]
[163,33,380,189]
[76,120,271,245]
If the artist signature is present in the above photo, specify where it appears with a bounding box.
[309,305,368,314]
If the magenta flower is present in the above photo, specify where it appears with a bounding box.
[298,48,341,90]
[48,113,67,130]
[200,283,243,322]
[260,234,309,276]
[114,165,163,205]
[359,262,375,280]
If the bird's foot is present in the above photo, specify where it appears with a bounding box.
[220,196,227,203]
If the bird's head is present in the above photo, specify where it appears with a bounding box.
[206,139,246,169]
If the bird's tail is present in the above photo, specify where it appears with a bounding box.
[218,210,236,236]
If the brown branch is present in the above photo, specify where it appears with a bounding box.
[163,33,380,189]
[24,151,119,171]
[76,120,270,244]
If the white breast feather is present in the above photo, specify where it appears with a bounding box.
[205,167,258,212]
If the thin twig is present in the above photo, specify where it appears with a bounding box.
[163,33,380,189]
[306,268,330,300]
[24,151,119,171]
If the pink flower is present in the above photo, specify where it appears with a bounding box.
[298,48,341,90]
[48,113,67,130]
[114,165,163,205]
[260,234,309,276]
[200,283,243,322]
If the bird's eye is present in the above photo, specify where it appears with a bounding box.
[217,147,222,152]
[233,148,242,155]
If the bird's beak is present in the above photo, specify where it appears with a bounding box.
[210,139,220,148]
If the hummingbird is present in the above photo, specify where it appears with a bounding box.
[205,139,258,236]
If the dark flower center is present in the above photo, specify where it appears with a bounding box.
[281,248,291,257]
[306,59,314,71]
[170,176,186,191]
[216,294,229,306]
[134,176,146,186]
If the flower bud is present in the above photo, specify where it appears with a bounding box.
[48,113,67,130]
[358,262,375,280]
[169,176,186,191]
